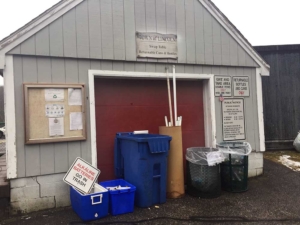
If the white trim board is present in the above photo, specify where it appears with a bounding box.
[4,55,17,179]
[256,68,266,152]
[88,70,217,167]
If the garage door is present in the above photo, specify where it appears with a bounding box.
[95,78,205,181]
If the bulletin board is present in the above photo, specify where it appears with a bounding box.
[24,84,86,144]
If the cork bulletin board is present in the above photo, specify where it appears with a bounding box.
[24,84,86,144]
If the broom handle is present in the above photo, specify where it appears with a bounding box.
[166,68,173,127]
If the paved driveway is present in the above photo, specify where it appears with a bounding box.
[2,159,300,225]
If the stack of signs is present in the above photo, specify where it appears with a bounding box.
[63,157,100,194]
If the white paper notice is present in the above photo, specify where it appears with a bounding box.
[45,104,65,118]
[222,99,245,141]
[45,89,64,101]
[70,112,83,130]
[49,118,64,136]
[68,88,82,106]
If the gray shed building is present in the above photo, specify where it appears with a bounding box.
[0,0,269,213]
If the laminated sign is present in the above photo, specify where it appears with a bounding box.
[63,158,100,194]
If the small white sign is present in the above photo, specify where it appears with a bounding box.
[68,88,82,106]
[45,104,65,118]
[49,118,64,136]
[45,89,64,101]
[233,76,250,97]
[215,76,232,97]
[222,99,245,141]
[70,112,83,130]
[63,157,100,194]
[136,32,178,59]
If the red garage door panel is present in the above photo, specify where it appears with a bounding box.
[95,78,205,181]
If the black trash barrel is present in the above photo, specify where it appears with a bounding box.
[217,142,250,193]
[186,147,221,198]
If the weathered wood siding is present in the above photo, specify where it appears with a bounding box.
[9,0,257,67]
[13,55,258,177]
[255,45,300,150]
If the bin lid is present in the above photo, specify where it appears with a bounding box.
[116,133,171,142]
[217,142,252,155]
[116,133,172,153]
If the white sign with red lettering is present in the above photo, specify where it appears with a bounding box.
[63,157,100,194]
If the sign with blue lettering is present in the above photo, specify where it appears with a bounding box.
[63,157,100,194]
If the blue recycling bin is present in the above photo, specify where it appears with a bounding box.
[114,132,171,208]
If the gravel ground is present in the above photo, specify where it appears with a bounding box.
[1,159,300,225]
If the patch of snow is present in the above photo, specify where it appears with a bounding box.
[279,155,300,171]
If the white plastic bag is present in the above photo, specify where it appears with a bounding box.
[186,147,225,166]
[293,132,300,152]
[217,142,252,156]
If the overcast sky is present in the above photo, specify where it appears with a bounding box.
[0,0,299,85]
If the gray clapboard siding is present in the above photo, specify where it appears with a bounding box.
[175,0,186,63]
[76,0,90,58]
[156,0,168,63]
[36,27,50,56]
[21,35,35,55]
[203,6,213,65]
[50,17,64,57]
[88,0,102,59]
[185,0,196,64]
[212,17,222,65]
[14,55,259,177]
[22,57,40,177]
[63,9,77,58]
[124,0,136,61]
[221,27,230,65]
[195,0,205,65]
[8,0,258,68]
[112,0,126,60]
[166,0,177,64]
[145,0,157,63]
[101,0,114,60]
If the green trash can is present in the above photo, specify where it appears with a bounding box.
[217,142,251,193]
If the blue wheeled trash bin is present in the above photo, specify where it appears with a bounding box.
[114,132,172,208]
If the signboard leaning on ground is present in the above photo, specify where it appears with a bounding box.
[63,157,100,194]
[136,32,178,59]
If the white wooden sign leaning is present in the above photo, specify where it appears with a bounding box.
[214,76,232,97]
[63,157,100,194]
[136,32,178,59]
[222,99,245,141]
[233,76,250,97]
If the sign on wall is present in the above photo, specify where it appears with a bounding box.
[222,99,245,141]
[214,76,232,97]
[233,76,250,97]
[136,32,178,59]
[63,157,100,194]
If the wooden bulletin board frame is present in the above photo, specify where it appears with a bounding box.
[24,83,86,144]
